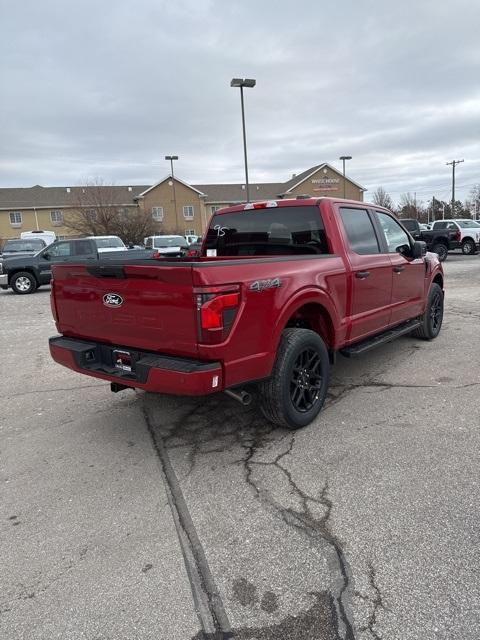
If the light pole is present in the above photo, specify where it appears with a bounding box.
[165,155,179,231]
[230,78,256,202]
[339,156,352,198]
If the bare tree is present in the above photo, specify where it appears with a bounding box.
[398,192,424,220]
[65,179,123,236]
[115,209,158,245]
[372,187,394,210]
[64,179,157,243]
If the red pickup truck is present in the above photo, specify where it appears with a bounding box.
[49,198,444,429]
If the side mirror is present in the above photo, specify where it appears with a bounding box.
[412,240,427,259]
[42,252,50,260]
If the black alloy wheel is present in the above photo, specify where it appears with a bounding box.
[429,288,444,335]
[412,283,444,340]
[290,348,324,413]
[259,328,330,429]
[432,243,448,262]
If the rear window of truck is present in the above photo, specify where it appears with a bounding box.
[204,205,329,256]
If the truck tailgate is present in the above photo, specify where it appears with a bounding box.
[52,262,199,357]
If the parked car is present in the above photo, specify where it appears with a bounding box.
[185,234,200,245]
[87,235,128,253]
[431,219,480,255]
[49,197,444,430]
[400,218,461,261]
[144,235,188,256]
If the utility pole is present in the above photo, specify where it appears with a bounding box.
[446,159,464,217]
[430,196,435,224]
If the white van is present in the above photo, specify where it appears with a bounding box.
[20,230,56,246]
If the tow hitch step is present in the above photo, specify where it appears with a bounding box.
[340,319,421,357]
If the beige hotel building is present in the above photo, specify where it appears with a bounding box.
[0,163,365,241]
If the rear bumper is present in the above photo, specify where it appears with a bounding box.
[49,336,223,396]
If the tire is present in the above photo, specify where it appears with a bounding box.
[259,328,330,429]
[412,283,444,340]
[431,243,448,262]
[462,239,477,255]
[10,271,37,295]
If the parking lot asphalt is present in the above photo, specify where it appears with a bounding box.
[1,254,479,640]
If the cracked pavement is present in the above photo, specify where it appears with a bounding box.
[2,254,480,639]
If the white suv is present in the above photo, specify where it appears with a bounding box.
[432,219,480,255]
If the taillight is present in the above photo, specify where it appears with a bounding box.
[195,286,241,344]
[244,200,278,210]
[455,230,461,242]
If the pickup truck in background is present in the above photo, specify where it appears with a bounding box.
[49,198,444,430]
[431,219,480,255]
[0,238,153,294]
[400,218,461,261]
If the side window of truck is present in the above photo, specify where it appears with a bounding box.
[45,242,72,258]
[339,208,380,255]
[375,212,411,254]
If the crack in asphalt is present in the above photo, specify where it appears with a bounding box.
[0,546,89,614]
[355,563,387,640]
[241,435,355,640]
[5,382,108,399]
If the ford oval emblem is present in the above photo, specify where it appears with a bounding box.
[103,293,123,308]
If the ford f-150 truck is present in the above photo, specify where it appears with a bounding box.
[49,198,444,429]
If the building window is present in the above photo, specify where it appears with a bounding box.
[50,210,63,225]
[185,229,195,236]
[9,211,22,227]
[152,206,164,221]
[210,205,221,214]
[183,205,194,219]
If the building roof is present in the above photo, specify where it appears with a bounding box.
[137,175,206,198]
[192,182,283,203]
[0,184,149,209]
[0,165,366,209]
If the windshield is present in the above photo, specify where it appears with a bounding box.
[154,236,187,248]
[2,239,45,252]
[205,206,330,256]
[93,237,125,248]
[457,220,480,228]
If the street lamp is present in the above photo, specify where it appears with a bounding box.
[230,78,256,203]
[339,156,352,199]
[165,155,179,231]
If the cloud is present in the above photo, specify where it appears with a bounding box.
[1,0,479,204]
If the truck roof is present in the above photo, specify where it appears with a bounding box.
[212,197,391,216]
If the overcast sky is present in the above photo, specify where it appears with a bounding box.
[1,0,479,205]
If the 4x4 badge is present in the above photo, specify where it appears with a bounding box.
[103,293,123,307]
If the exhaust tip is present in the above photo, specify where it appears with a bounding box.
[224,389,252,406]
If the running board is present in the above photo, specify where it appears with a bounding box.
[340,319,421,357]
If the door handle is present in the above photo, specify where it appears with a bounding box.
[393,266,405,273]
[355,270,370,279]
